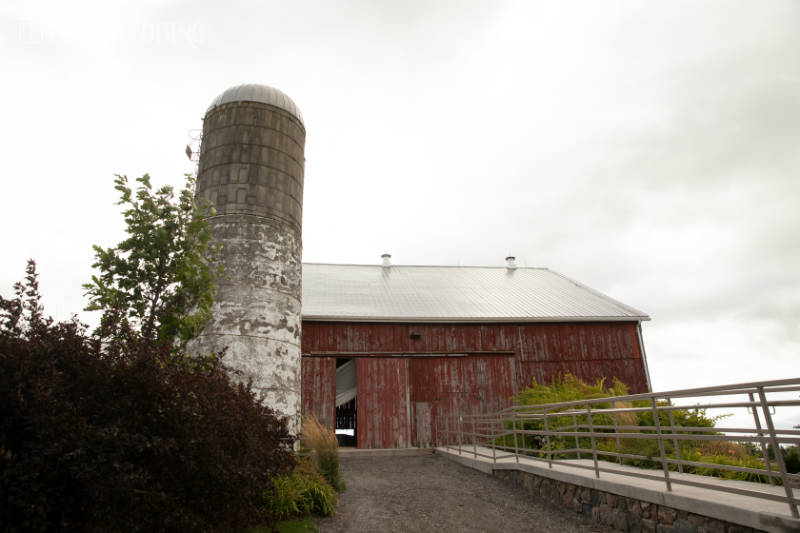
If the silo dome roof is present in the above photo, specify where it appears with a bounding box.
[205,83,304,126]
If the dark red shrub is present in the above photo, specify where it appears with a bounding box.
[0,261,295,532]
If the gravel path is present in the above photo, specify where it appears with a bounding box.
[316,453,605,533]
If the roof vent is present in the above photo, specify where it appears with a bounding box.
[505,256,517,269]
[381,253,391,267]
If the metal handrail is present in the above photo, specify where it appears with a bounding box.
[435,377,800,518]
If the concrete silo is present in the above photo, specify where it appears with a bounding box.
[191,84,305,435]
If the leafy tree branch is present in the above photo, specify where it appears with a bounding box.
[83,173,221,350]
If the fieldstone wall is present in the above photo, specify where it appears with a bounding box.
[493,470,762,533]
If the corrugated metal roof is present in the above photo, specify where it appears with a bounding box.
[301,263,650,323]
[206,83,304,126]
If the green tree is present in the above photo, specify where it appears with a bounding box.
[83,173,220,350]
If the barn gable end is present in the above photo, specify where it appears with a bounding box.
[300,263,650,449]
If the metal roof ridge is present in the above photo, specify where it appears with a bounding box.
[546,269,650,319]
[302,262,549,269]
[300,314,650,323]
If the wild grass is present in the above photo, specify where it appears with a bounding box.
[258,455,338,529]
[276,518,318,533]
[302,415,345,492]
[249,517,317,533]
[262,472,337,519]
[699,440,749,459]
[614,400,638,428]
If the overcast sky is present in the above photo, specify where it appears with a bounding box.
[2,1,798,425]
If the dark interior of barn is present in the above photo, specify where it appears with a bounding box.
[335,358,357,446]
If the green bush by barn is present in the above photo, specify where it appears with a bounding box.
[503,373,784,484]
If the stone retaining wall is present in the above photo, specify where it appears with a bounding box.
[493,470,761,533]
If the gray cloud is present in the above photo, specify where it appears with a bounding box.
[1,1,798,401]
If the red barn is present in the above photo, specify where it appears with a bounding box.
[300,258,650,449]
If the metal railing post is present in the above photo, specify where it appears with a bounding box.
[458,415,463,456]
[587,403,599,478]
[650,397,672,491]
[666,397,683,473]
[748,391,775,486]
[434,412,439,449]
[757,386,798,518]
[492,418,497,466]
[445,413,450,451]
[573,412,582,460]
[611,400,621,464]
[512,410,520,464]
[544,410,553,469]
[472,417,477,459]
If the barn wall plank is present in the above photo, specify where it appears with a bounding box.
[303,321,646,393]
[300,356,335,429]
[356,358,410,448]
[301,321,648,448]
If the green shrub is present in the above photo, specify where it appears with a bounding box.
[500,374,632,459]
[262,470,337,519]
[682,450,774,483]
[514,373,630,406]
[250,518,317,533]
[504,373,780,484]
[783,446,800,474]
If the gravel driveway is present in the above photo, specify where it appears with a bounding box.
[316,453,604,533]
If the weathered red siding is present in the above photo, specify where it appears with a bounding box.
[409,356,515,446]
[302,322,646,393]
[300,356,335,428]
[301,321,647,448]
[356,358,411,448]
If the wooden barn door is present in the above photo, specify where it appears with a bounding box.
[356,358,411,448]
[301,357,336,429]
[410,356,515,446]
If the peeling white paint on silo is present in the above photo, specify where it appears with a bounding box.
[188,84,305,436]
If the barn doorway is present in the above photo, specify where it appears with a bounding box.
[335,358,357,446]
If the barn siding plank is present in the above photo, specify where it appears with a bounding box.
[301,321,648,448]
[409,356,515,445]
[303,322,646,392]
[356,358,410,448]
[300,357,335,429]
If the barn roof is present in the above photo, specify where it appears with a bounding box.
[301,263,649,323]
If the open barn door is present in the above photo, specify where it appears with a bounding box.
[335,359,357,446]
[356,358,411,448]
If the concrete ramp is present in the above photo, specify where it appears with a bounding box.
[437,445,800,533]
